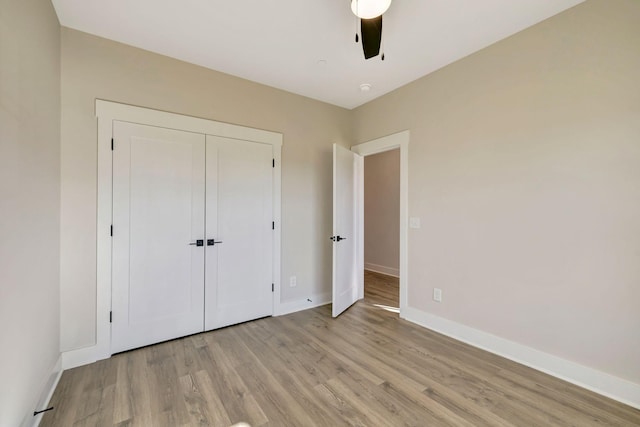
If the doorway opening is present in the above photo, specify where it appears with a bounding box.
[330,130,408,319]
[363,149,400,314]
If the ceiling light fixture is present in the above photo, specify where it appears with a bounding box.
[350,0,392,19]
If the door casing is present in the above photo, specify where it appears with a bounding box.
[351,131,410,314]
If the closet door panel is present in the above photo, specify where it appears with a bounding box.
[112,121,205,353]
[205,136,273,330]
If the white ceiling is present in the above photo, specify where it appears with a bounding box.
[51,0,584,109]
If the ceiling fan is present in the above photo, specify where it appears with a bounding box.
[351,0,392,60]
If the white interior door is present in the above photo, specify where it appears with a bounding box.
[205,136,273,330]
[111,121,205,353]
[332,143,360,317]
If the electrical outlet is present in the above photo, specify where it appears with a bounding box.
[433,288,442,303]
[289,276,297,287]
[409,217,421,229]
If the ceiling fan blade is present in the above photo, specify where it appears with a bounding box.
[360,15,382,59]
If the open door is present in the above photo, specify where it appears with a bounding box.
[332,144,361,317]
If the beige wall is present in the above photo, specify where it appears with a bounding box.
[60,28,352,351]
[364,149,400,274]
[353,0,640,384]
[0,0,61,424]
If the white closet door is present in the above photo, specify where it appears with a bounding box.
[112,121,205,353]
[205,136,273,330]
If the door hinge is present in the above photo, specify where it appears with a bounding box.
[109,311,112,323]
[272,158,275,168]
[111,138,114,150]
[272,221,275,230]
[272,283,274,292]
[110,225,113,236]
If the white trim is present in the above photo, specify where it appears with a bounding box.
[62,345,100,370]
[96,100,282,146]
[27,355,62,427]
[93,99,283,364]
[274,292,332,316]
[356,155,365,300]
[403,306,640,410]
[95,102,113,364]
[272,143,282,317]
[352,130,409,314]
[364,263,400,278]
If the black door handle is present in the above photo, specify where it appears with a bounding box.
[189,239,204,247]
[330,235,347,242]
[207,239,223,246]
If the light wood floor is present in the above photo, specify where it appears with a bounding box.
[364,270,399,308]
[43,273,640,426]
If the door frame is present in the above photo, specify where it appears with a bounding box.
[92,99,283,362]
[351,130,409,314]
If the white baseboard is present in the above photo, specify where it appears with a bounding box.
[364,263,399,278]
[62,344,100,370]
[402,306,640,410]
[24,354,63,427]
[275,292,331,316]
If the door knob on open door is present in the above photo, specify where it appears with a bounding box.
[330,235,347,242]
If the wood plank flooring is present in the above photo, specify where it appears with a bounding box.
[364,270,399,308]
[42,273,640,426]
